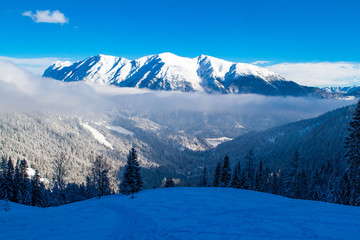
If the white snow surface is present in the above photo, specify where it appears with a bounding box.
[1,188,360,240]
[106,125,134,136]
[205,137,233,147]
[80,121,114,150]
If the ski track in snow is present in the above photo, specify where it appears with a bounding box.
[80,121,114,150]
[1,188,360,240]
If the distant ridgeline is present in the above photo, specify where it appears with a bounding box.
[44,53,338,98]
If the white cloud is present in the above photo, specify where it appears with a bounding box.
[22,10,68,24]
[0,56,71,75]
[267,62,360,87]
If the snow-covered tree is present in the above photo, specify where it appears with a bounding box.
[119,148,143,195]
[344,100,360,206]
[90,155,111,199]
[164,177,175,187]
[0,156,7,200]
[31,170,44,207]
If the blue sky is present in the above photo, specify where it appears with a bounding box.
[1,0,359,62]
[0,0,360,87]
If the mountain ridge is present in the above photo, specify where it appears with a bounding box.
[43,53,336,97]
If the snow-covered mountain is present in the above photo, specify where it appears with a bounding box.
[44,53,333,97]
[205,105,353,171]
[323,86,360,96]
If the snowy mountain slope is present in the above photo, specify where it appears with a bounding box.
[323,85,360,98]
[0,112,210,188]
[205,105,353,171]
[2,187,360,240]
[323,86,360,94]
[44,53,335,97]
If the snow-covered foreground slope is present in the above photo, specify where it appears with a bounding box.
[2,188,360,240]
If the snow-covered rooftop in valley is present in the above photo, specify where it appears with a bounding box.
[2,188,360,239]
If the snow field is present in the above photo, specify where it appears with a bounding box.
[1,188,360,240]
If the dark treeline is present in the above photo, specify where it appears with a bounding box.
[205,100,360,207]
[0,147,143,208]
[207,150,353,205]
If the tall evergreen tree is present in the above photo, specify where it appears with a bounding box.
[344,100,360,206]
[231,162,242,189]
[298,169,308,199]
[6,157,15,202]
[164,177,175,187]
[119,148,143,195]
[245,150,255,189]
[31,170,44,207]
[17,159,31,205]
[213,162,221,187]
[200,167,208,187]
[220,155,231,187]
[255,160,265,191]
[284,151,300,198]
[0,156,7,200]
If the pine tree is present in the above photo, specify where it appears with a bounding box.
[119,148,143,195]
[344,100,360,206]
[255,160,265,191]
[337,172,352,205]
[0,156,7,200]
[6,157,15,202]
[31,170,44,207]
[298,169,308,199]
[85,175,96,199]
[244,150,255,189]
[213,162,221,187]
[220,155,231,187]
[200,167,208,187]
[284,151,300,198]
[231,162,242,188]
[17,159,31,205]
[164,177,175,187]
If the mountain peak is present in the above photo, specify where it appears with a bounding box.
[43,52,335,97]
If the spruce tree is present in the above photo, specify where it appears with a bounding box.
[119,148,143,195]
[284,151,300,198]
[200,167,208,187]
[31,170,43,207]
[244,150,255,189]
[231,162,242,188]
[6,157,15,202]
[255,160,264,191]
[0,156,7,200]
[344,100,360,206]
[213,162,221,187]
[220,155,231,187]
[164,177,175,187]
